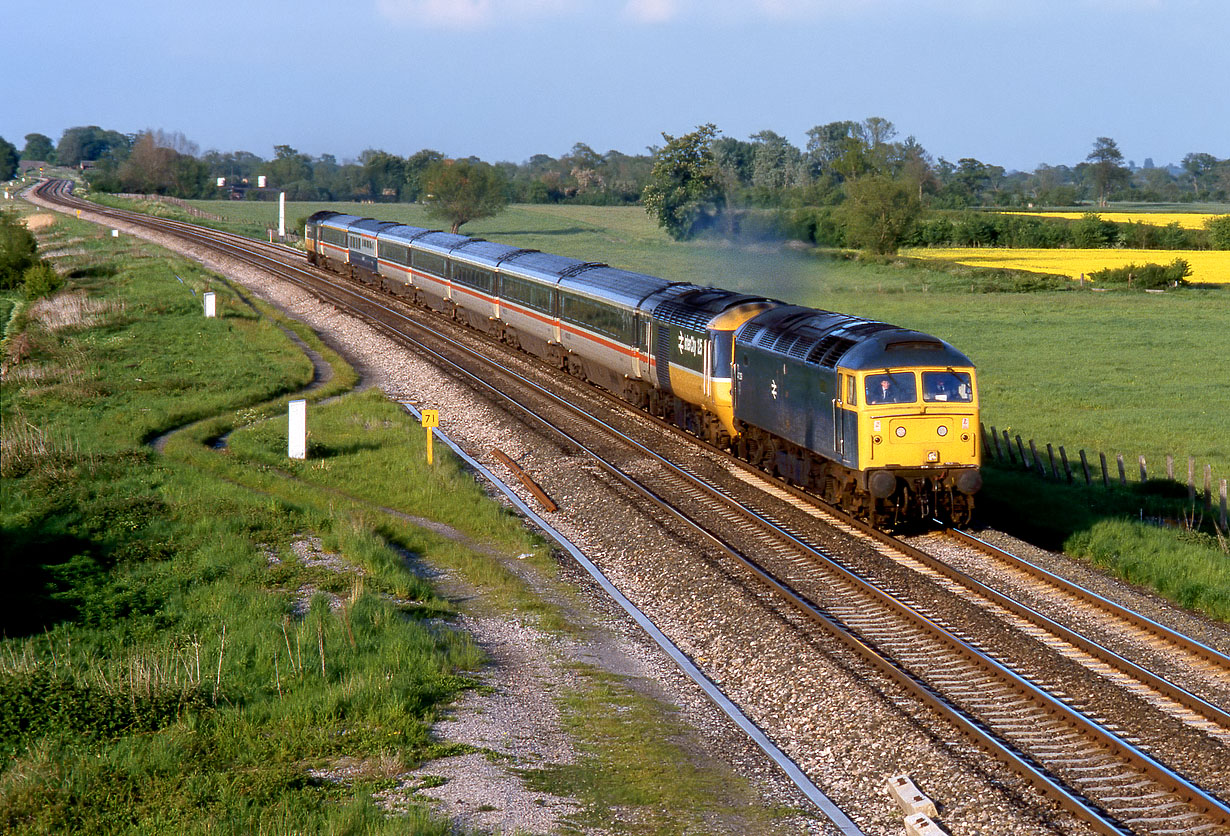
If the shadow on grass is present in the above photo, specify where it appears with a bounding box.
[1,526,102,636]
[975,464,1230,620]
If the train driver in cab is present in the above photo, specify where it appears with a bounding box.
[866,373,915,405]
[923,371,973,403]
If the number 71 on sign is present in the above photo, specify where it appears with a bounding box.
[420,409,439,464]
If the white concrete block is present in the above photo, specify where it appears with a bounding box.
[904,813,947,836]
[887,774,938,818]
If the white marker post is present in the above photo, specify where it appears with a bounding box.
[203,291,216,318]
[288,399,307,460]
[278,192,286,238]
[111,229,119,237]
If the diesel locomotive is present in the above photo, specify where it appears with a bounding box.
[305,210,982,525]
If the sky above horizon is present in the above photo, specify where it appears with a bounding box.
[6,0,1228,172]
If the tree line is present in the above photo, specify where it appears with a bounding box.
[3,122,1228,253]
[9,122,1229,208]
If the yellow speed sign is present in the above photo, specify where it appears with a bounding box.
[420,409,439,428]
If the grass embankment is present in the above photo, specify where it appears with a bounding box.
[2,208,790,833]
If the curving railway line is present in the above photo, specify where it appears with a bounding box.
[29,179,1230,835]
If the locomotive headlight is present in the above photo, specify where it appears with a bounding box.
[937,426,948,437]
[927,451,940,463]
[873,436,882,445]
[895,426,907,438]
[961,433,970,442]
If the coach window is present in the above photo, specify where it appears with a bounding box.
[414,252,446,278]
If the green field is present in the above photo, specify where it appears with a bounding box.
[168,196,1230,484]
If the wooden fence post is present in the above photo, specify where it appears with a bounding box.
[1166,455,1174,482]
[1099,452,1109,488]
[1080,450,1092,485]
[1016,435,1029,471]
[1003,430,1015,465]
[1205,464,1214,509]
[1059,446,1073,483]
[1189,457,1197,503]
[1221,480,1228,531]
[1139,455,1148,482]
[1117,454,1127,486]
[981,422,993,460]
[1029,440,1044,476]
[1047,444,1058,481]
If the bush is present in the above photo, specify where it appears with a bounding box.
[1087,258,1191,289]
[0,210,39,289]
[1205,214,1230,249]
[1072,212,1120,247]
[22,262,63,299]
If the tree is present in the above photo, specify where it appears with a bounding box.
[359,149,406,200]
[56,126,130,166]
[641,123,725,241]
[0,210,40,288]
[21,133,55,163]
[403,149,444,202]
[1181,152,1218,198]
[0,137,16,181]
[1085,137,1128,207]
[267,145,312,188]
[423,159,509,234]
[837,175,921,255]
[749,130,805,192]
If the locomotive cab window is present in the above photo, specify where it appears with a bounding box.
[923,371,973,403]
[865,372,916,405]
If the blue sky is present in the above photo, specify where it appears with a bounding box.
[6,0,1227,172]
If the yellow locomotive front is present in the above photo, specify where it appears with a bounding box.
[850,364,982,524]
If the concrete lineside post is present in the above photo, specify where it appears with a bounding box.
[288,399,307,460]
[279,192,285,238]
[203,291,216,318]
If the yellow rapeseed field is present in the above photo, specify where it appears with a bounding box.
[904,248,1230,284]
[1000,211,1223,230]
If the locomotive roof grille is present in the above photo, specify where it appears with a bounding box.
[654,305,715,330]
[808,335,858,367]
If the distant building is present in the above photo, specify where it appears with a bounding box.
[18,160,47,173]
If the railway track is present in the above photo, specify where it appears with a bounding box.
[31,179,1230,834]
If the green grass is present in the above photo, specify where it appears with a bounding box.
[0,214,483,833]
[520,664,807,835]
[4,206,797,832]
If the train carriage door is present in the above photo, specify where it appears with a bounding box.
[834,374,846,458]
[703,337,712,397]
[637,314,650,377]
